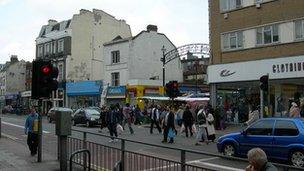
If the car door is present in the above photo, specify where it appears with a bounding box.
[238,120,275,156]
[79,110,86,124]
[272,120,300,160]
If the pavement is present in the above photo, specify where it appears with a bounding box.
[0,135,59,171]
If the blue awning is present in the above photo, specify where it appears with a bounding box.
[66,80,102,96]
[179,86,201,94]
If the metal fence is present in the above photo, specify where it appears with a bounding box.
[67,129,302,171]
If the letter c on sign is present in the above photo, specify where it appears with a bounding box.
[272,65,276,73]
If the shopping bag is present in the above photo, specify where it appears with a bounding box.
[180,124,185,133]
[168,128,176,138]
[191,124,197,134]
[116,124,123,135]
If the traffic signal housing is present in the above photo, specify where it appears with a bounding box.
[260,75,268,92]
[165,81,179,99]
[32,60,59,99]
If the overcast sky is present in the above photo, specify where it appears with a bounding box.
[0,0,209,64]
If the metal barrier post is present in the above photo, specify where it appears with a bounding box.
[121,139,125,171]
[0,117,2,138]
[38,114,42,162]
[83,132,87,170]
[181,150,186,171]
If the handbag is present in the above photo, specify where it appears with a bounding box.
[168,128,176,138]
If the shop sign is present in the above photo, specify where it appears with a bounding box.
[107,86,126,96]
[208,55,304,83]
[66,80,102,96]
[21,91,31,97]
[144,88,159,95]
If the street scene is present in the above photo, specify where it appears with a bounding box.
[1,0,304,171]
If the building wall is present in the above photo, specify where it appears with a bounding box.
[0,70,6,96]
[67,9,132,82]
[129,31,183,83]
[104,41,130,86]
[5,61,26,93]
[210,0,304,64]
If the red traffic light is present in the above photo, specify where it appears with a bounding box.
[41,65,51,75]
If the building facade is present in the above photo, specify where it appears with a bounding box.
[103,25,183,107]
[35,9,132,110]
[180,52,209,95]
[208,0,304,123]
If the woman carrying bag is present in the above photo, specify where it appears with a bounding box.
[162,106,176,144]
[206,108,216,142]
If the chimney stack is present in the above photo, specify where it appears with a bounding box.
[147,25,158,32]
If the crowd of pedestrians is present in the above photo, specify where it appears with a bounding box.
[97,102,216,145]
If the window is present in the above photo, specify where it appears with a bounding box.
[58,39,64,52]
[295,19,304,40]
[111,51,120,64]
[220,0,243,11]
[52,42,56,54]
[274,120,299,136]
[111,72,120,86]
[246,120,274,136]
[44,43,51,55]
[58,64,63,81]
[256,24,279,45]
[222,31,243,50]
[38,45,43,57]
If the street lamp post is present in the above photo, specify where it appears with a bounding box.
[195,59,199,95]
[161,46,166,87]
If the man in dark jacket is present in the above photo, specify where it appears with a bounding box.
[182,105,194,137]
[107,105,119,142]
[246,148,277,171]
[150,105,162,134]
[162,106,175,143]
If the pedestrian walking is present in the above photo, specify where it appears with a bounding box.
[99,106,108,133]
[150,105,162,134]
[182,105,194,137]
[107,105,119,142]
[162,106,176,143]
[24,107,39,156]
[289,102,300,118]
[134,105,142,125]
[122,103,134,134]
[246,106,260,125]
[246,148,277,171]
[206,108,216,142]
[195,106,208,145]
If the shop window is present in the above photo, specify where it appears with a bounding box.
[274,120,299,136]
[295,19,304,40]
[111,51,120,64]
[220,0,243,12]
[246,120,274,136]
[222,31,243,51]
[256,24,279,45]
[111,72,120,86]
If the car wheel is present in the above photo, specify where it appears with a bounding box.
[223,143,236,157]
[72,120,76,126]
[86,121,91,128]
[290,150,304,167]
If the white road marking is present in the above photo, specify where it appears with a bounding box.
[197,161,244,171]
[2,121,50,134]
[2,133,19,140]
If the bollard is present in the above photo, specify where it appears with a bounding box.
[121,139,125,171]
[181,150,186,171]
[83,132,87,170]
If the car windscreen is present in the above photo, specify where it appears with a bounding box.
[85,109,100,116]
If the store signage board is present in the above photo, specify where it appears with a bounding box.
[208,55,304,83]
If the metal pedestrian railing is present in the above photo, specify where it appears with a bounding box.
[70,149,91,171]
[67,128,301,171]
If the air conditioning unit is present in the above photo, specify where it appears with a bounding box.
[256,3,261,8]
[224,13,228,19]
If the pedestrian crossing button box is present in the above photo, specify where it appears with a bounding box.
[55,111,71,136]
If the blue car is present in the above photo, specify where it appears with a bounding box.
[217,118,304,167]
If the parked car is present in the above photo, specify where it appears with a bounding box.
[72,108,101,127]
[87,106,101,113]
[47,107,73,123]
[217,118,304,167]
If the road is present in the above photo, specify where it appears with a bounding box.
[0,114,301,171]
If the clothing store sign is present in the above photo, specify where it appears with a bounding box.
[207,55,304,83]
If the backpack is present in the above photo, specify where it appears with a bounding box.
[197,110,206,125]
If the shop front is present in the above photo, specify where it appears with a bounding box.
[66,80,102,110]
[126,85,163,109]
[208,55,304,123]
[106,86,126,106]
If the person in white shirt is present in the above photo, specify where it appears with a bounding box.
[150,105,162,134]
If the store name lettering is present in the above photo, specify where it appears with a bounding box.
[273,62,304,73]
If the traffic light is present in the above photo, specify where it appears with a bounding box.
[165,81,179,99]
[32,60,59,99]
[259,75,268,91]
